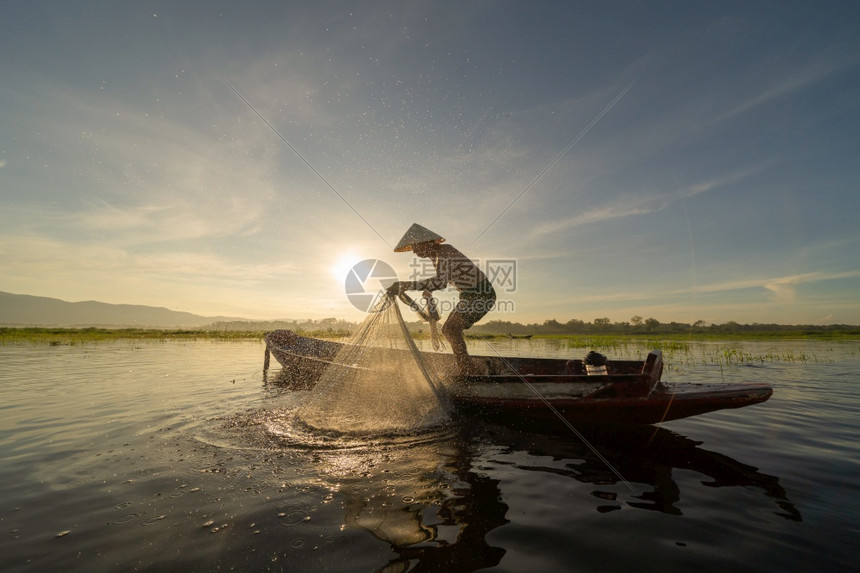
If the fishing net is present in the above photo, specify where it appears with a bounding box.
[295,294,450,434]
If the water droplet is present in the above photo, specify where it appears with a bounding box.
[142,515,166,526]
[56,530,71,538]
[278,509,308,527]
[107,513,139,526]
[202,520,215,528]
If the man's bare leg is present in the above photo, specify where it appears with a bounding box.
[442,313,475,375]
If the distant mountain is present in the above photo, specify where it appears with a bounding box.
[0,291,245,328]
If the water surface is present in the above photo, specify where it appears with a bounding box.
[1,338,858,571]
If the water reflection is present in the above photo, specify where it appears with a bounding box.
[274,428,509,572]
[469,422,802,522]
[244,412,800,572]
[361,468,509,573]
[243,354,807,572]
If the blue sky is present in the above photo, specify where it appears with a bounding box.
[2,1,859,324]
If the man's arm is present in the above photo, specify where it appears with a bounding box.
[387,275,446,295]
[387,257,449,295]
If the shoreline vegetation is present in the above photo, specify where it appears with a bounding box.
[2,318,858,346]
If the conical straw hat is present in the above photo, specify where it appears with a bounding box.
[394,223,446,252]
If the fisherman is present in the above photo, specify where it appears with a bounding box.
[386,223,496,375]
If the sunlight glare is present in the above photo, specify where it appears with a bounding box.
[330,253,360,282]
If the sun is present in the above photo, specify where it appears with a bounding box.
[330,253,360,282]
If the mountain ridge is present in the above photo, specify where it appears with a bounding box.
[0,291,248,328]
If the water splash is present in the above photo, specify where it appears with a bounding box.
[294,296,450,434]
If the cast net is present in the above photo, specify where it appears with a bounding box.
[295,294,450,434]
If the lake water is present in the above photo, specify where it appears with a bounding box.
[1,337,858,572]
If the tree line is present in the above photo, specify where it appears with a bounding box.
[469,317,859,336]
[209,315,858,336]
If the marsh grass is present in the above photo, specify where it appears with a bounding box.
[0,327,262,345]
[0,327,351,346]
[2,328,843,368]
[520,334,838,369]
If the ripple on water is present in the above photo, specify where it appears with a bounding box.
[196,403,458,453]
[3,340,859,572]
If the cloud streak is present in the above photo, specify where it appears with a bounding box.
[718,55,857,122]
[531,271,860,312]
[529,164,769,239]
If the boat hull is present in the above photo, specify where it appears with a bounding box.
[263,330,772,425]
[452,382,773,426]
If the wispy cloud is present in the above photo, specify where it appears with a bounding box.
[532,270,860,312]
[691,271,860,297]
[0,234,300,282]
[8,75,310,250]
[72,195,266,245]
[679,164,770,199]
[0,232,305,315]
[760,271,860,303]
[528,164,768,239]
[530,193,661,237]
[718,56,855,122]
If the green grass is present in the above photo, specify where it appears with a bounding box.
[2,327,848,367]
[0,327,353,345]
[464,332,844,367]
[529,331,859,342]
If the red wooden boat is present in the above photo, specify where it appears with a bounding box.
[263,330,772,426]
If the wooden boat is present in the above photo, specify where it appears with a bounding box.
[263,330,773,426]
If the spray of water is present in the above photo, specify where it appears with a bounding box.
[295,295,449,434]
